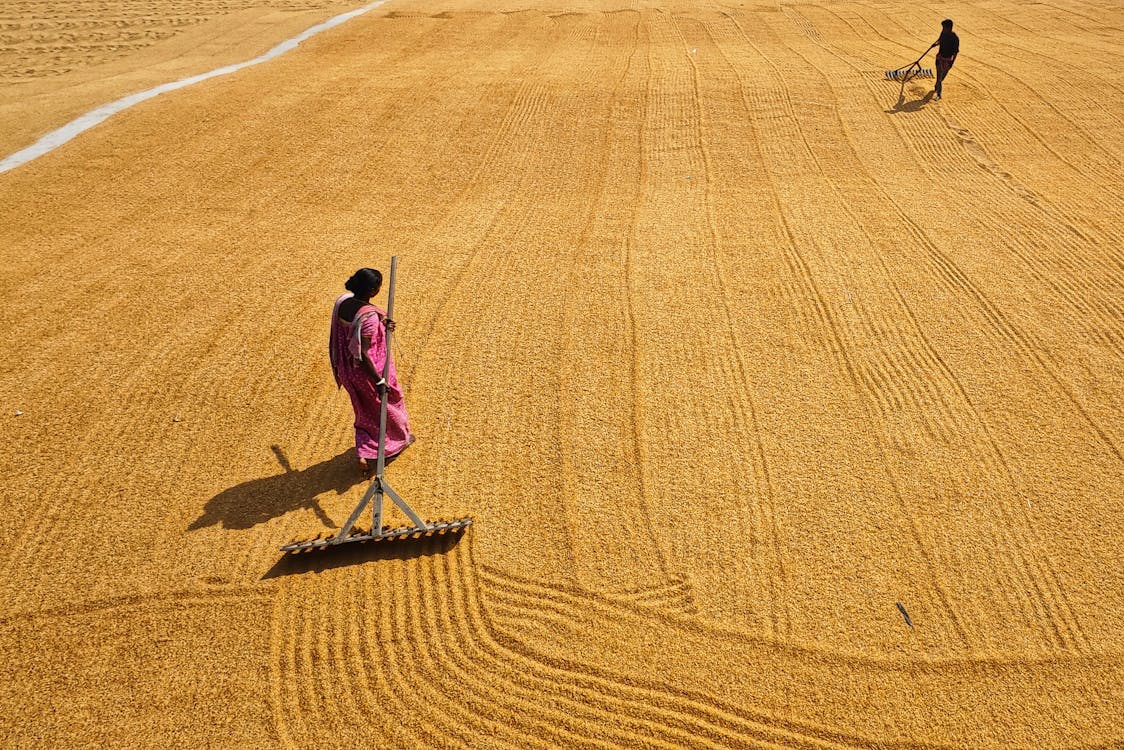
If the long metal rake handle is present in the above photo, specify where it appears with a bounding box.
[374,256,397,486]
[332,257,399,544]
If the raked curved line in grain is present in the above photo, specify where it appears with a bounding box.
[266,536,1123,749]
[0,0,390,175]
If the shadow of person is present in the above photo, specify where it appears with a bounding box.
[189,446,364,531]
[886,87,934,114]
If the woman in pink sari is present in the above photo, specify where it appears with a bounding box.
[329,268,413,474]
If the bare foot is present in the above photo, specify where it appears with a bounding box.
[358,457,372,477]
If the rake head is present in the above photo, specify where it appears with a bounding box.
[281,517,472,553]
[886,66,934,81]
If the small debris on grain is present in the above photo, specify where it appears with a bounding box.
[896,602,914,629]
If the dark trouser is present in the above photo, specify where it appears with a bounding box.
[935,55,955,96]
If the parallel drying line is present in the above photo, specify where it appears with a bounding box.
[414,554,650,750]
[289,569,374,744]
[0,0,394,174]
[556,10,671,586]
[790,2,1121,467]
[298,579,330,742]
[402,536,581,749]
[398,12,592,389]
[674,10,868,631]
[711,10,973,646]
[0,302,215,609]
[950,4,1124,107]
[754,13,1014,641]
[768,4,1099,649]
[641,11,761,620]
[1031,0,1124,36]
[412,554,550,750]
[388,80,559,541]
[840,6,1124,353]
[275,11,505,208]
[267,581,298,750]
[907,1,1124,192]
[367,564,443,748]
[281,544,673,748]
[655,9,787,636]
[388,13,552,386]
[767,3,1094,649]
[269,537,840,749]
[383,561,489,748]
[429,13,631,580]
[739,12,964,441]
[393,44,556,385]
[857,0,1124,222]
[755,6,1090,649]
[678,11,790,632]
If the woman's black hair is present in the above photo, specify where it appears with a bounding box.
[345,268,383,297]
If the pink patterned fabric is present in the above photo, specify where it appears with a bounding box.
[330,293,412,459]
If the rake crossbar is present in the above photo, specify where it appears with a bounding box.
[885,47,935,81]
[280,255,472,554]
[279,518,472,552]
[885,66,933,80]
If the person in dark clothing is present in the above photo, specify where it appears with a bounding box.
[928,19,959,99]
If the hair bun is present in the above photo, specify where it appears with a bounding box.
[344,268,383,297]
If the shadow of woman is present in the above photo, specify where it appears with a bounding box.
[189,446,364,531]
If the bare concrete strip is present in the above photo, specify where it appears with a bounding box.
[0,0,387,175]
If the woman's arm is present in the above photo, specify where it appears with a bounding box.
[360,335,385,385]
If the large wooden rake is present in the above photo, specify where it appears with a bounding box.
[281,256,472,553]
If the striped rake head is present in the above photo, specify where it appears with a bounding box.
[886,65,934,81]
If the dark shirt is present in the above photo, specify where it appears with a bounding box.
[937,30,960,57]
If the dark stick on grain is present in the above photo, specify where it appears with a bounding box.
[896,602,914,628]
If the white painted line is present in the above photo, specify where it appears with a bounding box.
[0,0,388,175]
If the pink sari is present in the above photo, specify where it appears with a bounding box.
[329,293,412,459]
